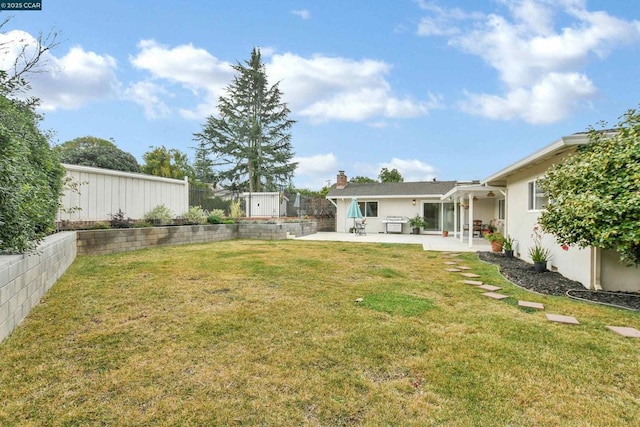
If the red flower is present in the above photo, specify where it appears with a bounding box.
[561,244,569,251]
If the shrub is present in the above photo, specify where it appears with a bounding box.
[144,204,174,225]
[207,214,223,224]
[229,199,244,219]
[222,219,236,224]
[0,96,65,253]
[109,209,132,228]
[183,206,208,224]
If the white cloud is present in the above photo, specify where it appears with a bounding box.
[0,30,119,110]
[268,53,433,122]
[292,9,311,20]
[293,153,338,189]
[418,0,640,123]
[379,158,438,182]
[124,81,171,119]
[129,39,234,120]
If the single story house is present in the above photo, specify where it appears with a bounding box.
[326,171,503,237]
[327,132,639,292]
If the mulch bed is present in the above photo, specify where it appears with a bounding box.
[478,251,640,311]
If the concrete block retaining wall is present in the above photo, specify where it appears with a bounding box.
[0,232,77,343]
[76,224,239,255]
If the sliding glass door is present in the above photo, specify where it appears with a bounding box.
[423,202,456,232]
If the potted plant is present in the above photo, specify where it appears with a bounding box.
[529,225,551,272]
[408,215,427,234]
[442,230,449,237]
[485,232,504,252]
[503,235,516,258]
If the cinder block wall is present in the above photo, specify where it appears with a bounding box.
[0,232,77,343]
[77,224,239,255]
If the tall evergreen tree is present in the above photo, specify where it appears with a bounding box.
[194,48,296,192]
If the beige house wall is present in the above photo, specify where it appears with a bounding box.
[600,250,640,292]
[503,153,640,291]
[335,196,496,235]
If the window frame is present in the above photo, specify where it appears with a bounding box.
[527,179,548,211]
[357,201,378,218]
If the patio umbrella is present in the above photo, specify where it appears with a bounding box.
[293,192,301,217]
[346,197,363,228]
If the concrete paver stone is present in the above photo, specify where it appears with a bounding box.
[546,313,579,325]
[606,326,640,337]
[445,268,462,272]
[518,301,545,310]
[483,292,509,300]
[460,272,481,278]
[461,280,483,286]
[478,285,501,291]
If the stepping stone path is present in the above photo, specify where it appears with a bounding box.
[441,252,638,337]
[460,272,481,278]
[546,313,580,325]
[519,300,545,310]
[606,326,640,338]
[478,284,501,292]
[483,292,509,300]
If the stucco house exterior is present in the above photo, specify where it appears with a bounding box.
[482,132,639,292]
[327,132,639,292]
[326,171,503,237]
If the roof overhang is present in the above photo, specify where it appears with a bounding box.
[440,184,505,201]
[326,193,446,200]
[482,133,591,187]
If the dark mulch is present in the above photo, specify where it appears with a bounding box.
[478,251,640,311]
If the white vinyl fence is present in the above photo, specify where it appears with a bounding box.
[58,164,189,222]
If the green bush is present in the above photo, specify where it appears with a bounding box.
[0,96,64,253]
[109,209,132,228]
[207,214,223,224]
[144,204,174,225]
[183,206,208,224]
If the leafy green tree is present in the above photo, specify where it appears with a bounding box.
[55,136,140,172]
[350,176,377,183]
[539,107,640,265]
[142,145,194,180]
[194,48,296,192]
[379,167,404,183]
[0,20,64,253]
[0,95,64,253]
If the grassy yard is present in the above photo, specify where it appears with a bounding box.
[1,240,639,426]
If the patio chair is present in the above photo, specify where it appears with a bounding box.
[355,219,366,236]
[473,220,482,238]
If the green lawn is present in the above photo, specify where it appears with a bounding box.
[1,240,639,426]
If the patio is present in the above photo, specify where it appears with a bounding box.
[295,232,492,252]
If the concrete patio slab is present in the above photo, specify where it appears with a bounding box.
[546,314,580,325]
[483,292,509,300]
[518,301,545,310]
[457,266,472,270]
[443,261,458,265]
[445,268,462,272]
[462,280,483,286]
[294,233,493,252]
[606,326,640,337]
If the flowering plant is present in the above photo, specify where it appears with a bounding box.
[529,225,551,262]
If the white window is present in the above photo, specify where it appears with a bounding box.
[498,199,506,220]
[357,201,378,218]
[528,180,548,211]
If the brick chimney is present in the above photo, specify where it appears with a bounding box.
[336,171,348,189]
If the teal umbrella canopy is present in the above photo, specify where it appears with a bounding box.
[347,198,363,219]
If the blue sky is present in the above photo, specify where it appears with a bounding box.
[2,0,640,189]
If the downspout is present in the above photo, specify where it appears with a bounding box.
[590,247,603,290]
[468,193,474,249]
